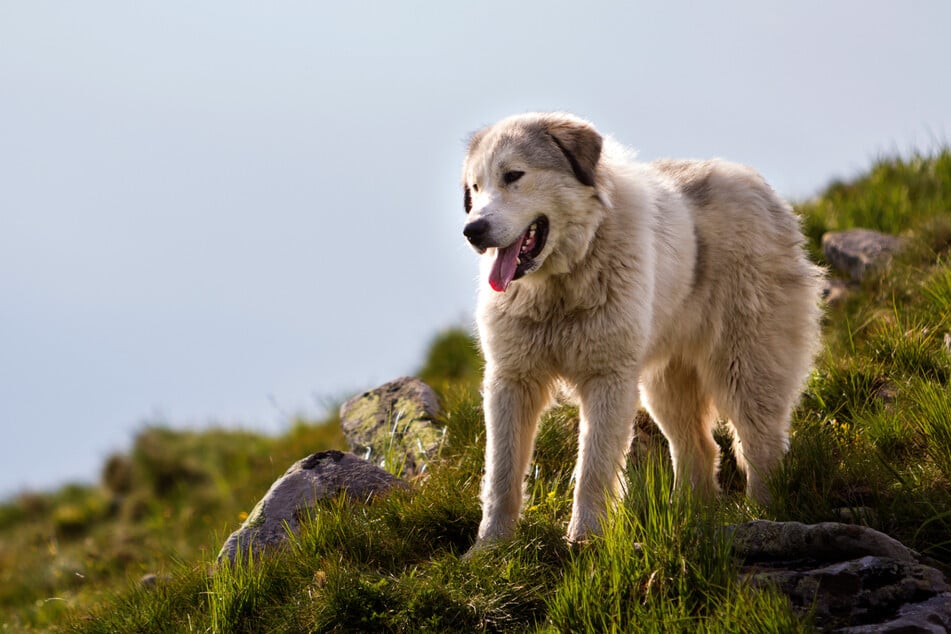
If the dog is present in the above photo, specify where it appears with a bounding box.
[461,112,823,545]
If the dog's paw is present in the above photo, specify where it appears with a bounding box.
[461,537,498,561]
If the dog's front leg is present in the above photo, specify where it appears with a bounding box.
[567,375,639,542]
[476,375,550,545]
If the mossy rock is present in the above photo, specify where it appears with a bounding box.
[217,450,406,563]
[339,377,444,478]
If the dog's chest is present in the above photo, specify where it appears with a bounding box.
[487,297,640,378]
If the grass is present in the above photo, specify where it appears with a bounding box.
[545,457,807,633]
[2,147,951,631]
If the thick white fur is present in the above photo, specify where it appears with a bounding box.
[462,113,823,545]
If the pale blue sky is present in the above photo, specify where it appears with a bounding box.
[2,1,950,498]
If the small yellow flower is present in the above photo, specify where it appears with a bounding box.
[238,511,249,521]
[314,570,327,588]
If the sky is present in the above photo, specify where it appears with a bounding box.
[2,2,950,499]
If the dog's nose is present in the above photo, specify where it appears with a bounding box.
[463,218,490,248]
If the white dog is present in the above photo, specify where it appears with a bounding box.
[462,112,823,545]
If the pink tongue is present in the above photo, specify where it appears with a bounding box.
[488,237,525,292]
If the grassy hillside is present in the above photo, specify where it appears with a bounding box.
[2,149,951,631]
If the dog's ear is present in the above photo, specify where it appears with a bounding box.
[545,117,602,187]
[462,127,489,214]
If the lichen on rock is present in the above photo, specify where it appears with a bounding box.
[339,377,445,478]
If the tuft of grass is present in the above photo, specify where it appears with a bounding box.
[905,380,951,486]
[921,260,951,321]
[546,455,806,632]
[208,550,296,634]
[866,309,951,383]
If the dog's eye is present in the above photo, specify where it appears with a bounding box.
[503,170,524,185]
[471,183,479,192]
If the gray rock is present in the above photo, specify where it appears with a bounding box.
[822,278,850,306]
[729,520,951,631]
[340,377,444,478]
[841,592,951,633]
[822,228,903,282]
[217,450,406,563]
[138,572,171,588]
[730,520,918,564]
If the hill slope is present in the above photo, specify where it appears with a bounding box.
[2,149,951,631]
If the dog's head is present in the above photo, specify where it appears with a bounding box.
[461,112,603,292]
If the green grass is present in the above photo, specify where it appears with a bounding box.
[3,148,951,631]
[545,457,806,633]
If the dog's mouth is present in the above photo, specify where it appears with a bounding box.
[489,216,549,292]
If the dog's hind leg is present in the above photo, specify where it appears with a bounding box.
[727,416,788,505]
[715,374,792,506]
[640,357,720,499]
[708,348,796,506]
[567,374,640,542]
[476,375,552,544]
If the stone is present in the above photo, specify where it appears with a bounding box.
[822,229,903,282]
[628,410,665,459]
[729,520,951,631]
[340,377,444,478]
[217,450,406,563]
[139,572,174,588]
[730,520,918,564]
[822,278,850,306]
[841,592,951,633]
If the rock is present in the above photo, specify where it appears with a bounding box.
[628,410,666,459]
[729,520,951,631]
[842,592,951,633]
[217,450,406,563]
[340,377,444,477]
[872,380,899,404]
[822,278,850,306]
[730,520,918,563]
[822,229,903,282]
[139,572,173,588]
